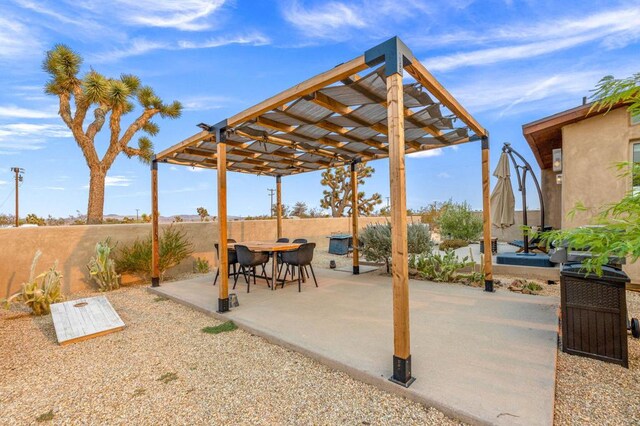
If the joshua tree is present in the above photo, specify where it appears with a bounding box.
[196,207,209,221]
[43,45,182,224]
[320,163,382,217]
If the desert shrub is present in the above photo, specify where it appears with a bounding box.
[439,239,469,251]
[407,223,434,254]
[437,201,483,241]
[360,223,392,272]
[87,238,120,291]
[3,251,64,315]
[410,250,471,283]
[360,222,433,272]
[417,201,446,231]
[116,226,194,281]
[194,257,210,273]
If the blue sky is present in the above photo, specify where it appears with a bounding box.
[0,0,639,218]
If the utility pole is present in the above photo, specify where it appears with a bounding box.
[11,167,24,227]
[267,188,275,217]
[135,208,140,221]
[386,196,390,207]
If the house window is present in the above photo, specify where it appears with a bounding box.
[634,143,640,194]
[632,113,640,126]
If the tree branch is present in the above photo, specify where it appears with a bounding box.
[102,107,158,168]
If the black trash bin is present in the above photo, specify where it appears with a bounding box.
[560,263,630,367]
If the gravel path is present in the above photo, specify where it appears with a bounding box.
[554,290,640,425]
[0,286,460,425]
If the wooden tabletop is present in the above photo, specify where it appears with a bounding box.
[228,241,301,252]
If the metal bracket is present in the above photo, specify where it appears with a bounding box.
[389,355,415,387]
[217,297,230,313]
[150,156,158,171]
[151,277,160,287]
[481,136,489,150]
[364,36,415,76]
[484,279,494,292]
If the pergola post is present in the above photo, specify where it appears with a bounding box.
[350,160,360,275]
[276,176,282,239]
[151,158,160,287]
[481,136,494,292]
[216,124,230,312]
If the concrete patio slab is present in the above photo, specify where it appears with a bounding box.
[150,268,559,426]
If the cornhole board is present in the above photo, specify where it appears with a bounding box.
[50,296,125,345]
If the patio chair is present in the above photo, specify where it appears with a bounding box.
[276,238,290,243]
[279,238,309,278]
[279,242,318,292]
[233,245,271,293]
[213,239,238,286]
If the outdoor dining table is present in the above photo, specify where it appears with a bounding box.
[228,241,302,290]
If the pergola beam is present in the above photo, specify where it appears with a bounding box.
[404,61,488,137]
[227,55,369,127]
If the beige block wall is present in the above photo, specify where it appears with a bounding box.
[561,107,640,283]
[0,216,392,298]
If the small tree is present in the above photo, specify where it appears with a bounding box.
[360,222,433,273]
[173,215,184,223]
[196,207,209,221]
[291,201,308,217]
[320,163,382,217]
[437,201,483,241]
[43,45,182,224]
[25,213,46,226]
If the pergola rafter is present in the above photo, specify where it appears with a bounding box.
[150,36,493,388]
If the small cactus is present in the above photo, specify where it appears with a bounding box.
[87,238,120,291]
[3,251,64,315]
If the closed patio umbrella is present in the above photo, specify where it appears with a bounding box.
[490,152,515,228]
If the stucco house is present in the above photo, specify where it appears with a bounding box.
[523,102,640,284]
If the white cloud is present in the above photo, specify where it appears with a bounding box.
[113,0,226,31]
[427,34,596,72]
[0,123,71,151]
[0,180,7,185]
[187,167,205,173]
[437,172,451,178]
[43,186,65,191]
[0,16,42,60]
[281,0,433,41]
[407,148,444,158]
[0,105,58,119]
[182,95,236,111]
[424,6,640,72]
[105,176,133,187]
[449,69,606,116]
[98,33,269,61]
[282,1,366,40]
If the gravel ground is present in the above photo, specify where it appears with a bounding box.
[554,290,640,425]
[0,286,460,426]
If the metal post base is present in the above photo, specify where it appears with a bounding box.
[353,265,360,275]
[389,355,415,387]
[217,297,230,313]
[151,277,160,288]
[484,279,494,292]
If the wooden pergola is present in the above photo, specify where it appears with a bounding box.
[150,37,493,387]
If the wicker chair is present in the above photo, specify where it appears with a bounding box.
[233,245,270,293]
[279,243,317,292]
[213,239,238,286]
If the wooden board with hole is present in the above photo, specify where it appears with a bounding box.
[50,296,125,345]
